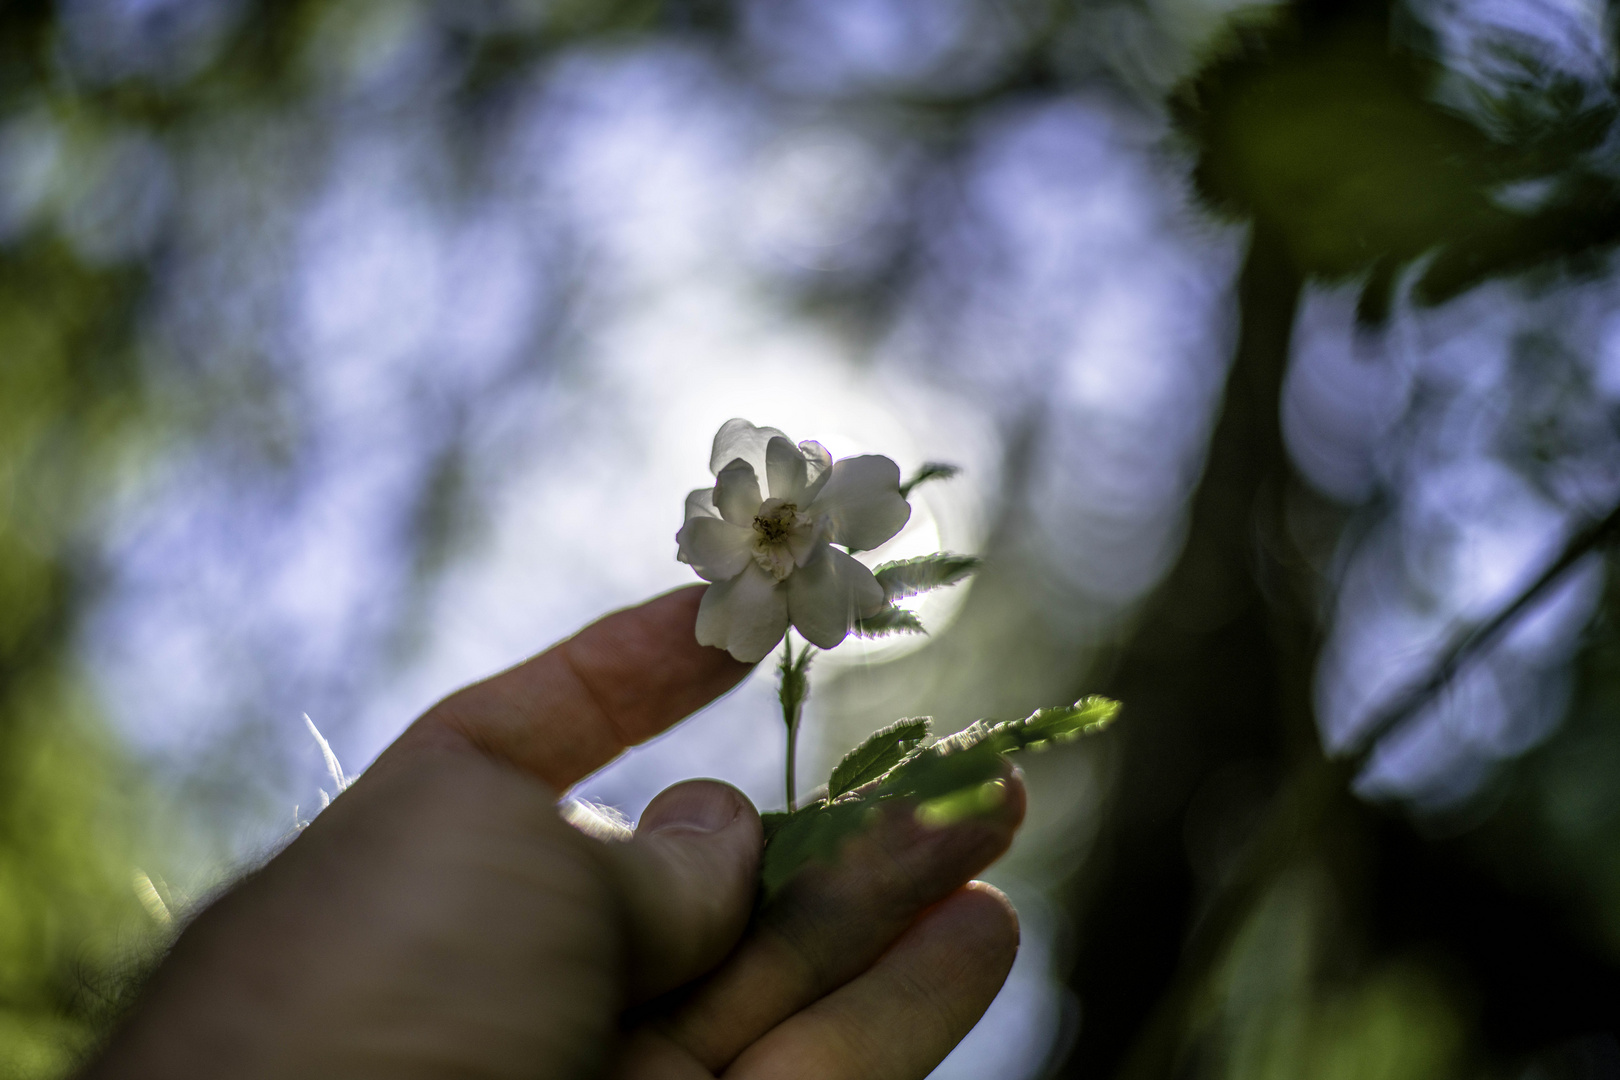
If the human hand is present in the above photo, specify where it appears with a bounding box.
[83,585,1025,1079]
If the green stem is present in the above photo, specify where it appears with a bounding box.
[785,717,799,812]
[782,631,799,811]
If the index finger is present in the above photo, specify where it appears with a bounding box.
[389,585,753,791]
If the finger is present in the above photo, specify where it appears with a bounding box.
[611,1029,712,1079]
[657,769,1026,1073]
[611,781,764,1000]
[727,883,1019,1080]
[388,585,752,791]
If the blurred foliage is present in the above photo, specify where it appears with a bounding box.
[1182,3,1620,317]
[1184,13,1497,279]
[0,240,161,1067]
[1207,870,1469,1080]
[0,673,156,1076]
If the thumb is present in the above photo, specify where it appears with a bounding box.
[608,780,763,1000]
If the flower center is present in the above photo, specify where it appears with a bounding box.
[750,500,811,582]
[753,502,799,545]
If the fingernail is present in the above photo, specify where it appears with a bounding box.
[641,781,742,835]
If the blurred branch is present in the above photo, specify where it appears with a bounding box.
[1344,498,1620,769]
[1114,499,1620,1080]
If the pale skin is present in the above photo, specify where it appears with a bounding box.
[83,585,1026,1079]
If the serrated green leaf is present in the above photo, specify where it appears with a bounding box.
[759,695,1122,897]
[929,720,994,755]
[1018,695,1120,745]
[925,697,1121,757]
[985,696,1121,753]
[828,718,931,800]
[871,553,981,604]
[899,462,961,498]
[853,605,927,637]
[876,741,1005,801]
[760,801,871,896]
[870,698,1120,801]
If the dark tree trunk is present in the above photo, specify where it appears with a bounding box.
[1054,224,1620,1077]
[1056,225,1313,1077]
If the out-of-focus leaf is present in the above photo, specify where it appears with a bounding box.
[877,741,1005,802]
[760,801,871,896]
[899,462,961,498]
[1180,15,1499,292]
[853,605,926,637]
[872,554,981,603]
[760,810,795,845]
[914,775,1014,828]
[828,717,930,799]
[1180,13,1620,316]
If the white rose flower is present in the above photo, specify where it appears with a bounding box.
[678,418,912,662]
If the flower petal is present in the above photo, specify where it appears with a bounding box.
[787,515,828,568]
[805,455,911,551]
[696,563,790,662]
[684,486,720,522]
[676,516,756,582]
[799,440,833,503]
[710,418,791,479]
[715,458,764,526]
[765,436,809,502]
[787,546,884,649]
